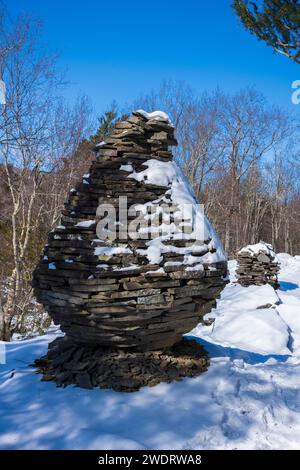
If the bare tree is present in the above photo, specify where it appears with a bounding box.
[0,10,92,339]
[133,81,225,196]
[40,95,94,229]
[265,144,298,252]
[212,88,290,254]
[134,81,297,257]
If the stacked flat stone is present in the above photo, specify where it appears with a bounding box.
[33,109,227,390]
[34,337,209,391]
[236,242,280,289]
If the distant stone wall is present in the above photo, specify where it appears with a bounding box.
[236,242,279,289]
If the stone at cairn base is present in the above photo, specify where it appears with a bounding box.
[34,336,208,392]
[33,109,227,390]
[236,241,280,289]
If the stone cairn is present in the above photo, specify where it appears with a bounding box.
[33,110,228,391]
[236,241,280,289]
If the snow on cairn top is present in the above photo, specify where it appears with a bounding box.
[238,241,276,258]
[135,109,172,124]
[93,109,227,266]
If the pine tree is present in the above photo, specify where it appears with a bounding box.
[91,102,128,144]
[232,0,300,63]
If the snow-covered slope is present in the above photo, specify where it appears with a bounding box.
[189,282,289,355]
[0,253,300,450]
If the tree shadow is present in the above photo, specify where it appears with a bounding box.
[278,281,299,291]
[0,333,297,450]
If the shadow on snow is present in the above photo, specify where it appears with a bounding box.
[278,281,299,291]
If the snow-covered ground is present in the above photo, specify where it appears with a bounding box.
[0,253,300,450]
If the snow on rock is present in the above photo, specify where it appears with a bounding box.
[83,174,90,185]
[135,109,172,124]
[138,239,163,265]
[126,159,226,265]
[94,246,132,256]
[96,264,109,270]
[127,159,175,186]
[239,241,277,259]
[1,255,300,449]
[113,264,139,272]
[136,239,217,267]
[145,267,165,275]
[186,264,205,272]
[119,164,133,172]
[75,220,95,228]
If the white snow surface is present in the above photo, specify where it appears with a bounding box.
[1,253,300,449]
[190,283,288,355]
[135,109,171,124]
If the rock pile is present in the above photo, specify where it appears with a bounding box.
[236,242,280,289]
[33,109,228,391]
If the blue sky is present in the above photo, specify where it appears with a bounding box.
[8,0,300,114]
